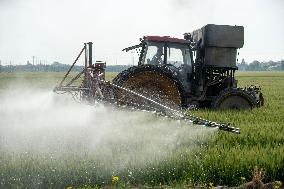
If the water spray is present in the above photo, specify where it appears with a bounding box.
[53,42,240,134]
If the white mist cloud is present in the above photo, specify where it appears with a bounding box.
[0,87,214,170]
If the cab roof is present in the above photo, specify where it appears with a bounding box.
[143,36,190,44]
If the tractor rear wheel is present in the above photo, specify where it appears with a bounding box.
[212,88,257,110]
[112,66,182,111]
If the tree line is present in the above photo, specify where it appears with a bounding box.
[237,59,284,71]
[0,62,131,73]
[0,60,283,72]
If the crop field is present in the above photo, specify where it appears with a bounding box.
[0,71,283,188]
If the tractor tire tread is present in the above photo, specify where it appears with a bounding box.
[112,65,187,107]
[211,88,258,109]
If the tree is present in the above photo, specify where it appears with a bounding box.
[238,58,248,71]
[248,60,261,71]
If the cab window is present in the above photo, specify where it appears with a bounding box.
[143,42,164,65]
[167,44,192,68]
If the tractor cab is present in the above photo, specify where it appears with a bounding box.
[139,36,192,68]
[123,36,192,69]
[123,36,193,90]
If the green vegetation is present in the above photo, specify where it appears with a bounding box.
[189,71,284,185]
[0,71,283,188]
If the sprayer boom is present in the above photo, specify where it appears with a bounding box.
[53,42,240,134]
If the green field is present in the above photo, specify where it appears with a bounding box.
[0,71,283,188]
[191,71,284,185]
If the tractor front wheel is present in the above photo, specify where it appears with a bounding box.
[212,88,257,110]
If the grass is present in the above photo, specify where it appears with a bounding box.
[0,71,283,188]
[190,71,284,185]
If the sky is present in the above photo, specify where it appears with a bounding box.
[0,0,283,65]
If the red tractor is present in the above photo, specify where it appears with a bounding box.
[54,24,264,134]
[113,24,264,110]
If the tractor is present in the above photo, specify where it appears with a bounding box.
[113,24,264,110]
[53,24,265,134]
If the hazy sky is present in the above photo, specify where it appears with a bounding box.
[0,0,283,65]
